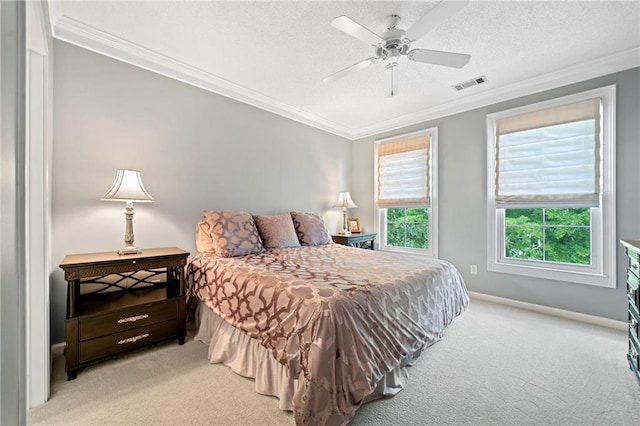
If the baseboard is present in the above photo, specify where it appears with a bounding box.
[51,342,65,357]
[468,291,627,331]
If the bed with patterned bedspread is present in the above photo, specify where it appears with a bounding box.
[186,210,468,425]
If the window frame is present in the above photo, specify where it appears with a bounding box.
[375,128,438,257]
[486,85,616,287]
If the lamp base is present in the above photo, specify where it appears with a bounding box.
[118,246,141,255]
[339,208,351,236]
[118,203,141,255]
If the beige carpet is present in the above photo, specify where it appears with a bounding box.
[28,299,640,425]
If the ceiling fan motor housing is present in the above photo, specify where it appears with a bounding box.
[376,28,411,60]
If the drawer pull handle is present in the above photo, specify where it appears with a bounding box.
[118,314,149,324]
[632,263,639,270]
[632,318,638,327]
[118,333,149,345]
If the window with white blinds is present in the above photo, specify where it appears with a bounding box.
[486,85,616,288]
[494,98,601,208]
[377,134,430,208]
[375,128,438,257]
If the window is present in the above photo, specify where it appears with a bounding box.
[386,207,429,249]
[487,86,616,287]
[376,128,437,256]
[505,208,591,264]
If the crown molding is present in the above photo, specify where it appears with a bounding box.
[50,15,356,140]
[49,9,639,141]
[351,47,640,139]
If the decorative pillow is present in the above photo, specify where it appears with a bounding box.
[253,213,301,249]
[290,212,332,246]
[200,211,264,257]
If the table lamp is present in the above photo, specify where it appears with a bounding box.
[101,169,154,255]
[333,191,357,235]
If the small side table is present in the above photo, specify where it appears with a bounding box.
[60,247,190,380]
[332,233,376,250]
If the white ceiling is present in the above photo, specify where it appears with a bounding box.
[48,0,640,139]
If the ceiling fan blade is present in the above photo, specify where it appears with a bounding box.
[331,15,383,46]
[323,57,378,83]
[408,49,470,68]
[385,60,399,98]
[404,0,469,42]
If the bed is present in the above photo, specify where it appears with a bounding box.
[186,211,469,425]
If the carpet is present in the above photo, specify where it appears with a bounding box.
[27,298,640,425]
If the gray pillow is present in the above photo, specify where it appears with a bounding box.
[290,212,332,246]
[254,213,301,249]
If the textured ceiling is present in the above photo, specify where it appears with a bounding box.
[48,0,640,139]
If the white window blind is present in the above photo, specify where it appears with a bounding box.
[377,135,430,208]
[494,98,601,208]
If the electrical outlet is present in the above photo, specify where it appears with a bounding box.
[470,265,478,275]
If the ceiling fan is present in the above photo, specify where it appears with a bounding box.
[323,0,471,97]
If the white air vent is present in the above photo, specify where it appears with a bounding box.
[452,76,488,92]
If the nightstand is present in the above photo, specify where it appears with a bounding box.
[332,233,377,250]
[60,247,190,380]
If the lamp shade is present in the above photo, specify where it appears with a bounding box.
[332,192,357,209]
[101,169,154,202]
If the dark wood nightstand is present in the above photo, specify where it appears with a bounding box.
[60,247,190,380]
[332,233,377,250]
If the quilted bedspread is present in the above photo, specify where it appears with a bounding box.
[186,244,468,425]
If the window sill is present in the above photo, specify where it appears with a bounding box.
[488,260,615,288]
[379,246,435,258]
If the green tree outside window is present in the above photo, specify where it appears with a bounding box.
[505,208,590,265]
[386,208,429,249]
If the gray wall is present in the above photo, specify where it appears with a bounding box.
[51,41,351,343]
[1,0,26,423]
[352,68,640,322]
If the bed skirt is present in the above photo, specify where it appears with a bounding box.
[193,300,425,412]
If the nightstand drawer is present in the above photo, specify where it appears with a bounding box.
[79,319,177,363]
[79,299,178,341]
